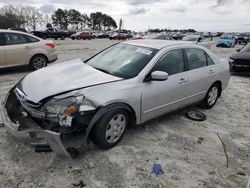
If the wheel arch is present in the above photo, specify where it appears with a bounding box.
[87,102,137,138]
[212,80,222,97]
[29,53,49,69]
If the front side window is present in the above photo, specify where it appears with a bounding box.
[186,48,207,70]
[4,33,27,45]
[152,49,185,75]
[86,44,158,78]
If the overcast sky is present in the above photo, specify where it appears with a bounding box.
[1,0,250,32]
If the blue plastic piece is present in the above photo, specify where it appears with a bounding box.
[152,163,164,176]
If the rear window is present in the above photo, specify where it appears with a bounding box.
[25,35,39,43]
[186,48,207,70]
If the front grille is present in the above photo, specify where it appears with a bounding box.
[233,60,250,66]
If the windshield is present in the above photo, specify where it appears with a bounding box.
[86,44,158,78]
[182,35,199,41]
[221,36,231,39]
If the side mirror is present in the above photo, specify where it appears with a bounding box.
[151,71,168,81]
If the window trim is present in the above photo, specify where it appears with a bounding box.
[3,32,29,46]
[205,53,215,66]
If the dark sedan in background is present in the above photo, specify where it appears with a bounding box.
[229,44,250,73]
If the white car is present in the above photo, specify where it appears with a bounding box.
[182,35,212,49]
[0,29,57,70]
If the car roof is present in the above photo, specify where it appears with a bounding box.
[0,29,41,40]
[123,39,198,50]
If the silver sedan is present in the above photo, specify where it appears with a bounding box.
[0,40,230,157]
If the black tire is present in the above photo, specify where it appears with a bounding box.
[30,55,48,70]
[91,109,129,149]
[202,83,220,109]
[61,36,65,40]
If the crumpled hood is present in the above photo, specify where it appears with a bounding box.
[230,52,250,60]
[21,59,122,103]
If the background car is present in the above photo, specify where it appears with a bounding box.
[31,28,67,40]
[229,44,250,73]
[141,34,174,40]
[182,35,212,49]
[109,32,128,40]
[235,32,250,45]
[216,35,236,47]
[71,31,93,40]
[0,29,57,70]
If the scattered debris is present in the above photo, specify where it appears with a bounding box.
[186,110,206,121]
[217,133,229,168]
[87,161,95,169]
[247,177,250,188]
[34,145,52,153]
[152,163,164,176]
[72,180,86,188]
[237,172,246,176]
[197,137,204,144]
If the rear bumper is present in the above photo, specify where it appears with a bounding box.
[0,100,70,157]
[47,51,58,63]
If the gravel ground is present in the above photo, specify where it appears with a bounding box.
[0,38,249,188]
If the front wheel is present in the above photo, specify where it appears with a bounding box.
[30,55,48,70]
[91,109,129,149]
[202,83,220,109]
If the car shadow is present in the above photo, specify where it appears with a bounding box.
[0,65,31,75]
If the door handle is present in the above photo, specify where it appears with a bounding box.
[209,69,215,74]
[179,78,188,84]
[25,46,31,49]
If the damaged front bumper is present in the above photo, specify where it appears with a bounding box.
[0,88,96,157]
[0,101,71,156]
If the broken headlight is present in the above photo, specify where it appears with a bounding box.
[42,96,84,127]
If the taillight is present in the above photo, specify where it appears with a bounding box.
[46,43,56,48]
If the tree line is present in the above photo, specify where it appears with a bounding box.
[0,4,117,31]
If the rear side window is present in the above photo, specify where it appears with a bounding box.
[186,48,207,70]
[206,54,215,65]
[152,49,185,75]
[25,35,39,43]
[4,33,27,45]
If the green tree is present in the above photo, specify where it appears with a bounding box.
[51,8,69,29]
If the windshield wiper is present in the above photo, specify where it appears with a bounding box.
[93,67,112,75]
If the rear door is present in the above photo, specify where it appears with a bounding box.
[141,49,190,122]
[0,33,6,67]
[183,48,216,103]
[3,32,31,66]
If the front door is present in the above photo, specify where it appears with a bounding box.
[141,49,189,123]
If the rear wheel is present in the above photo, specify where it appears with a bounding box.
[30,55,48,70]
[61,36,65,40]
[91,109,129,149]
[202,83,220,109]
